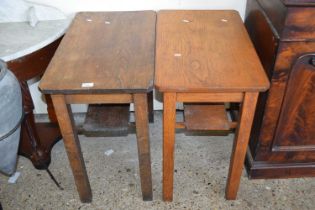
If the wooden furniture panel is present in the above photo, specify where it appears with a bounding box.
[245,0,315,179]
[257,0,287,36]
[273,54,315,151]
[253,42,315,162]
[40,11,156,94]
[245,0,279,153]
[282,8,315,41]
[155,10,269,93]
[245,0,279,78]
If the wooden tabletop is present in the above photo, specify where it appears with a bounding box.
[155,10,270,93]
[40,11,156,94]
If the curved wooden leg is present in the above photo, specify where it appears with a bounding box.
[162,92,177,201]
[226,92,259,200]
[18,81,56,169]
[52,95,92,203]
[134,93,153,201]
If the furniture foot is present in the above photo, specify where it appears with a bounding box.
[18,122,61,169]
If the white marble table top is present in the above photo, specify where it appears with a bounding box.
[0,19,71,62]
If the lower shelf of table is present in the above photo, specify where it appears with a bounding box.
[82,104,131,137]
[81,103,239,136]
[182,103,237,131]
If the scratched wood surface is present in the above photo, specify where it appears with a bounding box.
[155,10,269,93]
[40,11,156,94]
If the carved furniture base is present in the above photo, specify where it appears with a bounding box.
[7,38,62,170]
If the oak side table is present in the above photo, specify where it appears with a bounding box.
[40,11,156,202]
[155,10,270,201]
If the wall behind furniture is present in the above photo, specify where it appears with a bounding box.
[29,0,247,113]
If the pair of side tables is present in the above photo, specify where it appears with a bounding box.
[39,11,269,203]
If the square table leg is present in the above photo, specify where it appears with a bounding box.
[134,93,153,201]
[147,91,154,123]
[51,95,92,203]
[225,92,259,200]
[162,92,177,201]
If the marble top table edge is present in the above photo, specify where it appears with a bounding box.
[0,19,72,62]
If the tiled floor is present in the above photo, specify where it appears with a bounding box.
[0,112,314,210]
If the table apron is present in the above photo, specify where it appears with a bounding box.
[176,92,244,103]
[63,93,133,104]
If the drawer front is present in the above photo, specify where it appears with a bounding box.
[282,7,315,41]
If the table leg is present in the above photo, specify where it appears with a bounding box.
[51,95,92,203]
[162,92,177,201]
[225,92,259,200]
[134,93,153,201]
[45,94,58,123]
[147,91,154,123]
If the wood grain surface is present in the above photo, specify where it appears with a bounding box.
[184,104,230,131]
[155,10,269,93]
[40,11,156,94]
[282,8,315,41]
[273,54,315,151]
[254,41,315,162]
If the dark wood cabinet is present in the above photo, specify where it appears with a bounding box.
[245,0,315,178]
